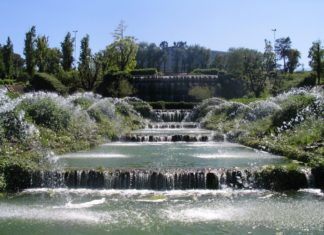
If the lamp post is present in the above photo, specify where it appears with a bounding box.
[271,28,276,48]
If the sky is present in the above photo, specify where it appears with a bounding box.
[1,0,324,69]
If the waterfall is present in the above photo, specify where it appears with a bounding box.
[153,109,191,122]
[27,167,312,191]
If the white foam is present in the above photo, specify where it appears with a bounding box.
[163,207,242,222]
[22,188,267,198]
[299,188,324,197]
[60,153,127,158]
[58,198,106,209]
[0,204,102,223]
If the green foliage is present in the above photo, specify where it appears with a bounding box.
[0,79,15,85]
[35,35,49,72]
[2,37,14,78]
[149,101,197,109]
[106,21,138,72]
[272,95,315,127]
[308,40,324,85]
[188,86,214,101]
[191,68,219,75]
[31,72,67,94]
[57,70,80,91]
[78,35,101,91]
[129,102,153,118]
[73,97,94,109]
[96,72,134,97]
[61,32,74,71]
[24,26,36,76]
[256,165,308,191]
[23,98,71,131]
[130,68,157,76]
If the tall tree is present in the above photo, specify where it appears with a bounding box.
[106,21,138,72]
[78,35,100,90]
[160,41,168,73]
[287,49,300,73]
[243,46,274,98]
[2,37,14,78]
[173,41,187,73]
[0,45,5,78]
[61,32,74,71]
[35,35,49,72]
[46,48,62,74]
[274,37,291,73]
[24,26,36,76]
[211,53,226,71]
[308,40,324,85]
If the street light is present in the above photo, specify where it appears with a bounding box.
[271,28,276,47]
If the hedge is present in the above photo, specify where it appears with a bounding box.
[31,73,68,94]
[130,68,157,76]
[149,101,198,109]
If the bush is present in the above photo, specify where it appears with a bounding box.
[188,86,215,101]
[272,95,315,128]
[96,73,134,97]
[130,102,153,118]
[149,101,197,109]
[191,68,219,75]
[298,74,316,87]
[24,98,71,131]
[256,166,308,191]
[130,68,157,76]
[0,79,15,85]
[31,73,68,94]
[73,97,94,110]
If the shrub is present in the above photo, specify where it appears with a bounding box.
[272,95,315,128]
[31,73,68,94]
[130,102,153,118]
[188,86,215,101]
[0,79,15,85]
[298,74,316,87]
[96,73,134,97]
[149,101,197,109]
[191,68,219,75]
[24,98,71,131]
[130,68,157,76]
[73,97,94,110]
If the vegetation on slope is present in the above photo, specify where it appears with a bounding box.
[0,89,146,191]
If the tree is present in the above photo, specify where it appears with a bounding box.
[24,26,37,76]
[106,21,138,72]
[173,41,187,73]
[46,48,62,75]
[2,37,14,78]
[308,40,324,85]
[287,49,300,73]
[61,32,74,71]
[0,45,5,78]
[275,37,291,73]
[35,35,49,72]
[78,35,101,90]
[211,53,226,70]
[160,41,168,73]
[243,42,278,98]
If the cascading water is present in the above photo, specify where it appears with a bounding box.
[1,88,324,234]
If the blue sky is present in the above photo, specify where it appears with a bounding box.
[1,0,324,69]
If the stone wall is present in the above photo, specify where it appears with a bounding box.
[131,74,244,101]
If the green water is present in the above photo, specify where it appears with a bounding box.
[58,142,286,169]
[0,188,323,235]
[0,124,320,234]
